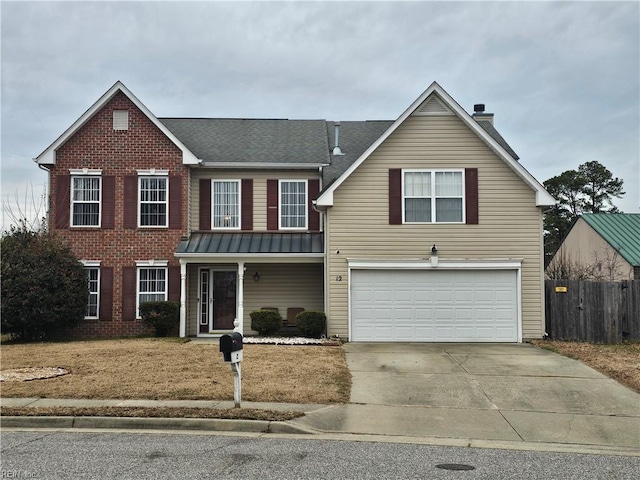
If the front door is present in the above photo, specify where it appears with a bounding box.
[199,269,237,334]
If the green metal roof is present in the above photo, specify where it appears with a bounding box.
[582,213,640,266]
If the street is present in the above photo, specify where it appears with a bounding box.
[1,431,638,479]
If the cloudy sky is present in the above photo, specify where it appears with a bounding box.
[2,0,638,229]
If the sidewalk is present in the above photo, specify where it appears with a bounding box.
[0,397,324,435]
[2,396,639,457]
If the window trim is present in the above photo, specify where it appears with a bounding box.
[137,171,169,228]
[211,179,241,230]
[278,179,308,230]
[70,172,102,228]
[402,169,466,224]
[135,260,168,319]
[82,261,101,320]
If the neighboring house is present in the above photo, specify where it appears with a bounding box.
[35,81,555,342]
[546,213,640,280]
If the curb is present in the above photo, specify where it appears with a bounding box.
[0,416,313,434]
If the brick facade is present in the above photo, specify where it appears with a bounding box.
[48,92,188,336]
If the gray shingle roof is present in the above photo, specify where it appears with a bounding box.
[475,119,520,160]
[159,118,331,165]
[323,121,394,185]
[159,116,519,180]
[176,232,324,255]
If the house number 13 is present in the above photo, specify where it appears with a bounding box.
[336,275,343,281]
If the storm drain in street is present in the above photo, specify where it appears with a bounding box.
[436,463,476,471]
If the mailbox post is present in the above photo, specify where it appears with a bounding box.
[219,332,243,407]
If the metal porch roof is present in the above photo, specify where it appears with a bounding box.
[176,232,324,255]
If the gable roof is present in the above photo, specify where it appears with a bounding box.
[315,81,555,208]
[159,118,330,166]
[34,81,199,166]
[323,120,394,185]
[581,213,640,267]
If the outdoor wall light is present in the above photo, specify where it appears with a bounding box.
[253,271,261,282]
[431,244,439,267]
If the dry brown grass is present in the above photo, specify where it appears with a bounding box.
[0,406,302,422]
[0,338,351,404]
[532,340,640,393]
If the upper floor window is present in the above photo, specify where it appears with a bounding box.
[403,170,464,223]
[113,110,129,131]
[71,174,101,227]
[139,175,168,227]
[212,180,240,229]
[279,180,307,229]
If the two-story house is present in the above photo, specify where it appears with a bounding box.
[35,81,555,342]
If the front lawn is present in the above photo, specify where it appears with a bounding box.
[0,338,351,404]
[532,340,640,393]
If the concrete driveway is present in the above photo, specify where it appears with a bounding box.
[294,343,640,452]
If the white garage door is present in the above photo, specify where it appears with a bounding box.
[351,269,518,342]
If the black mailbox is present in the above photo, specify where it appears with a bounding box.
[220,332,243,362]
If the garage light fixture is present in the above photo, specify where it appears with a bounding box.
[431,244,438,267]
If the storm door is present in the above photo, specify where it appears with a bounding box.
[198,269,237,333]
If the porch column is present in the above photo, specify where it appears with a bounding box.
[236,261,245,335]
[233,262,245,335]
[179,260,187,338]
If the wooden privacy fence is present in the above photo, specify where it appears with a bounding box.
[545,280,640,343]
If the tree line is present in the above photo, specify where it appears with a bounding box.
[543,160,624,264]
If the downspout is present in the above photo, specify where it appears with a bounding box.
[37,163,51,228]
[179,259,187,337]
[314,164,330,335]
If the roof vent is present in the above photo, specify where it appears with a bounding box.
[332,122,344,156]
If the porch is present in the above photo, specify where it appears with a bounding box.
[175,233,325,338]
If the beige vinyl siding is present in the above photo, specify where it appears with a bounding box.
[547,219,634,280]
[326,114,545,340]
[187,263,323,335]
[242,263,324,334]
[190,169,319,231]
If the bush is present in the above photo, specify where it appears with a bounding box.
[296,311,326,338]
[1,224,87,341]
[250,310,283,336]
[140,301,180,337]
